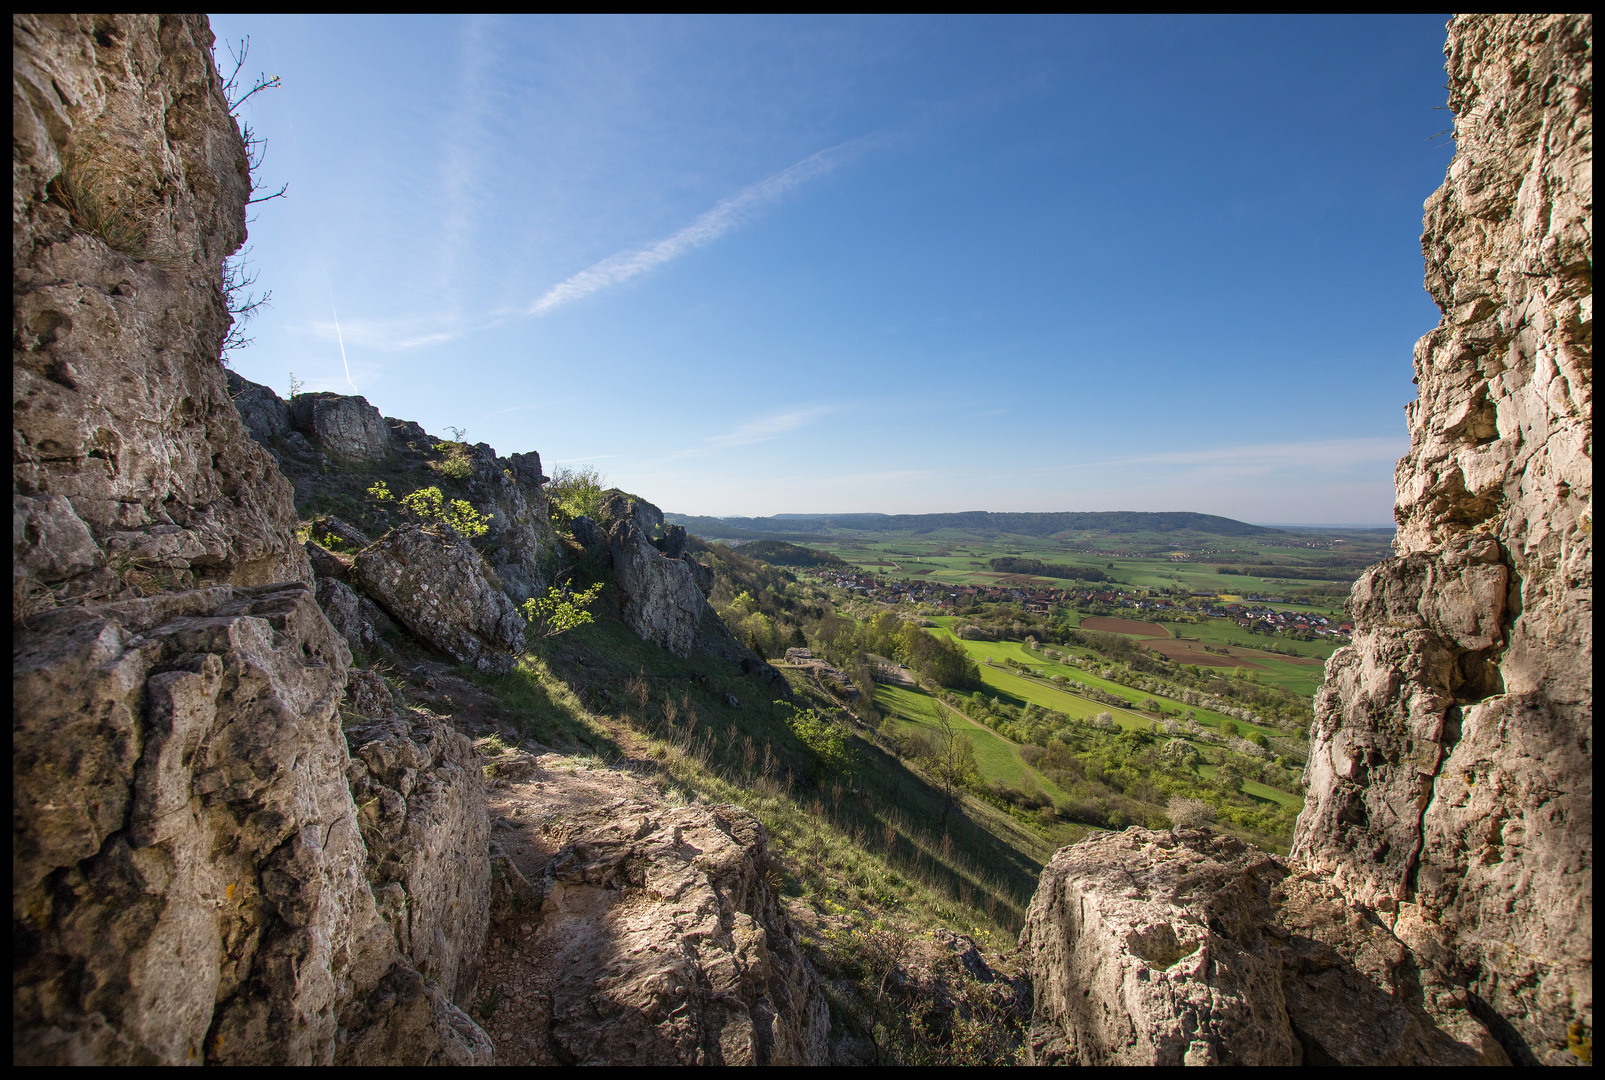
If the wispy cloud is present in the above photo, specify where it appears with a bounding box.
[530,142,860,315]
[670,406,830,458]
[1042,436,1409,476]
[304,316,463,352]
[478,404,530,421]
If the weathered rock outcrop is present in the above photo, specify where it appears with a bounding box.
[289,392,392,463]
[1022,14,1591,1069]
[344,690,491,1007]
[352,523,525,673]
[478,755,830,1065]
[13,583,489,1065]
[14,15,310,619]
[13,17,495,1065]
[224,371,556,606]
[1022,829,1504,1066]
[602,494,710,656]
[315,575,391,655]
[1293,14,1592,1066]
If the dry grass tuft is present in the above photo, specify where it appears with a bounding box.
[49,150,187,269]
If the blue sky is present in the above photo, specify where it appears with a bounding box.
[209,14,1454,524]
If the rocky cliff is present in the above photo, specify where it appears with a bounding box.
[1295,14,1592,1066]
[13,16,823,1066]
[14,15,310,619]
[13,16,491,1064]
[1023,13,1591,1067]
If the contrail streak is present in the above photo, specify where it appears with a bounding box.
[318,258,358,392]
[329,300,356,392]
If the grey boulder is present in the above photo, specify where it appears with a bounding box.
[353,523,525,673]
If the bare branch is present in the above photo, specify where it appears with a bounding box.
[220,37,281,113]
[246,184,288,205]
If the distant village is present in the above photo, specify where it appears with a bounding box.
[812,571,1352,639]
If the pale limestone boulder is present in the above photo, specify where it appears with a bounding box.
[1020,829,1504,1066]
[352,523,525,672]
[316,576,384,654]
[12,583,490,1065]
[345,707,491,1007]
[529,804,828,1064]
[1296,14,1591,1063]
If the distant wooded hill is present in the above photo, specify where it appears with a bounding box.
[667,510,1278,540]
[733,540,849,568]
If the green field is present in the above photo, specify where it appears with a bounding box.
[924,621,1288,741]
[1160,619,1341,660]
[871,683,1088,850]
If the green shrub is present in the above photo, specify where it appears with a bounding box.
[775,700,852,778]
[367,480,491,538]
[431,441,474,480]
[546,464,607,524]
[521,583,603,641]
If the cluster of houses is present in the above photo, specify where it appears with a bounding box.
[811,569,1350,640]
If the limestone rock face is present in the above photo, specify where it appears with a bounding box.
[1021,829,1505,1066]
[13,15,310,612]
[1294,14,1592,1064]
[226,370,291,445]
[459,441,553,606]
[289,391,393,463]
[316,576,385,654]
[345,706,491,1007]
[352,523,525,673]
[599,492,712,657]
[12,583,490,1065]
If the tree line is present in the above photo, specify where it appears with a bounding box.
[988,556,1109,582]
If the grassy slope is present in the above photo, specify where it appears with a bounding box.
[483,607,1051,941]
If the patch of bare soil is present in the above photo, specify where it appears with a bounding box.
[1143,640,1258,668]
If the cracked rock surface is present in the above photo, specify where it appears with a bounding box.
[473,753,828,1064]
[1294,14,1591,1065]
[1021,829,1506,1066]
[1022,15,1589,1067]
[13,15,311,615]
[13,583,490,1065]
